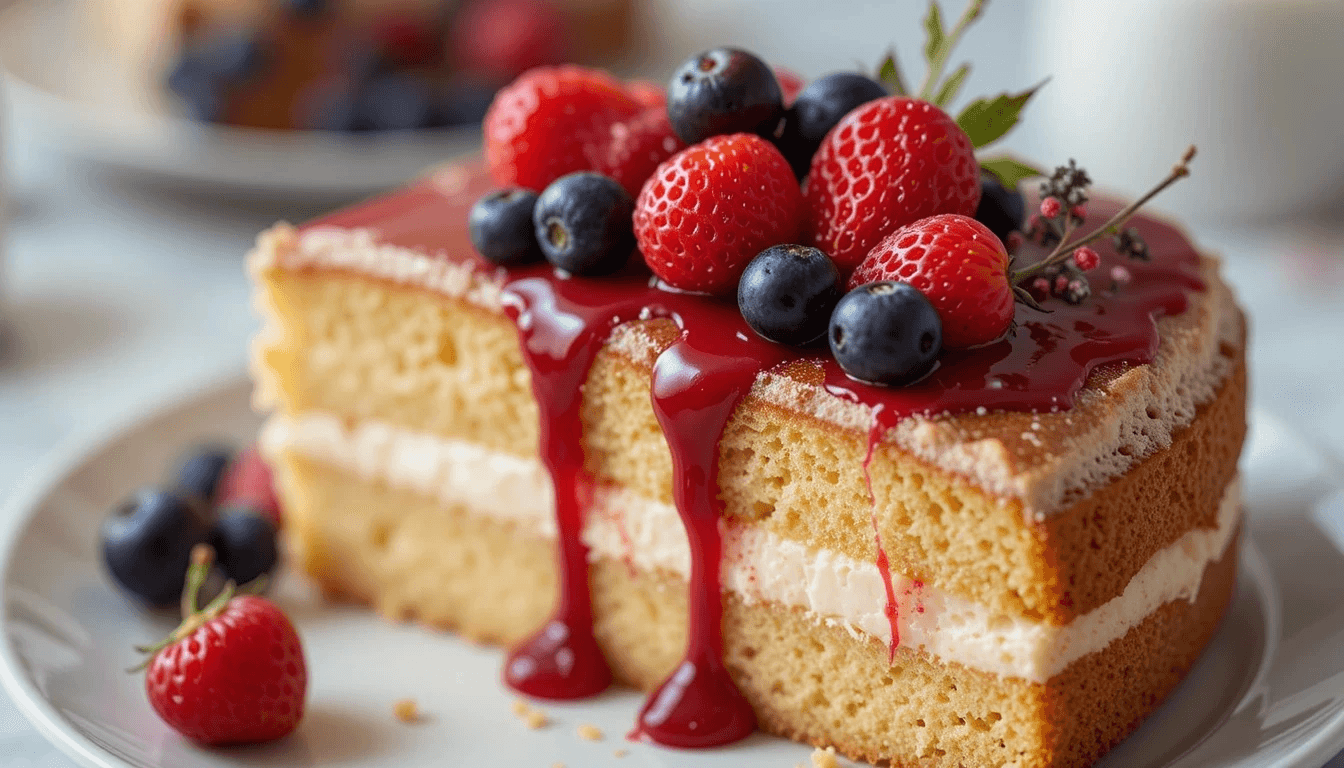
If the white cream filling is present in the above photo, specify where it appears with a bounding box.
[260,412,1241,684]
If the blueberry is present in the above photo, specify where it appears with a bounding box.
[778,72,887,178]
[165,58,226,122]
[432,81,498,127]
[361,73,436,131]
[738,245,842,346]
[829,281,942,385]
[470,189,544,266]
[533,173,635,276]
[282,0,328,17]
[173,444,234,503]
[666,47,783,145]
[202,31,268,81]
[211,504,280,585]
[299,82,372,132]
[974,175,1027,245]
[101,489,213,607]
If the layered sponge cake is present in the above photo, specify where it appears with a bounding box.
[248,152,1245,766]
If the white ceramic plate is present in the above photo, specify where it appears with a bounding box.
[3,376,1344,768]
[0,0,478,195]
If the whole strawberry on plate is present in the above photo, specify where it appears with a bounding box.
[136,545,307,746]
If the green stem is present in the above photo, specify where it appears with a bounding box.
[917,0,987,101]
[1012,146,1196,283]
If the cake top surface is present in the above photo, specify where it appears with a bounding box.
[269,160,1239,516]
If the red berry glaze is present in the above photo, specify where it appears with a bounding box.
[598,107,687,198]
[804,97,980,273]
[849,214,1013,348]
[450,0,568,81]
[635,133,802,295]
[146,595,306,745]
[774,66,805,106]
[218,446,282,527]
[484,66,642,190]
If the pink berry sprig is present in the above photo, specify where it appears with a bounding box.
[1010,145,1196,309]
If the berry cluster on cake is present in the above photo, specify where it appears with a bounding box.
[247,4,1246,765]
[94,0,630,130]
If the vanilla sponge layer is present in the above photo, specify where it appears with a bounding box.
[260,411,1241,684]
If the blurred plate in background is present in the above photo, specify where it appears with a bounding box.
[0,0,479,196]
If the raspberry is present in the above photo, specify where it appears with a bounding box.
[804,97,980,273]
[597,107,686,198]
[774,66,805,105]
[484,66,642,190]
[848,214,1013,348]
[450,0,568,80]
[1072,246,1101,271]
[635,133,802,295]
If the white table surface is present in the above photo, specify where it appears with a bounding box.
[2,89,1344,768]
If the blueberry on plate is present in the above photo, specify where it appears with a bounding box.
[165,58,226,122]
[533,172,635,276]
[102,489,213,607]
[974,175,1027,245]
[778,72,887,178]
[829,281,942,385]
[470,189,544,266]
[212,504,280,585]
[282,0,328,17]
[361,73,436,131]
[201,30,268,82]
[298,82,372,132]
[738,244,842,346]
[173,444,234,504]
[433,80,498,127]
[666,47,783,145]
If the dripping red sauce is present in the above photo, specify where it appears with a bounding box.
[308,165,1207,748]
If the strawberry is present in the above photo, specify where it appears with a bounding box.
[450,0,568,81]
[484,66,642,190]
[625,79,666,109]
[597,107,686,198]
[804,96,980,274]
[218,446,282,528]
[774,66,805,106]
[635,133,802,295]
[849,214,1013,348]
[140,546,306,745]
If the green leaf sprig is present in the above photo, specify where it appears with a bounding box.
[874,0,1046,188]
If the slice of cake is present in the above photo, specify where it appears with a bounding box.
[247,34,1246,768]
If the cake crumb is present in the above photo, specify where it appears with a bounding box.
[612,748,628,758]
[392,698,419,723]
[577,723,604,741]
[525,710,549,729]
[551,763,566,768]
[510,699,549,729]
[811,746,840,768]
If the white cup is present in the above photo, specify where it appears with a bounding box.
[1027,0,1344,223]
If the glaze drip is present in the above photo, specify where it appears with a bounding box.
[310,169,1207,749]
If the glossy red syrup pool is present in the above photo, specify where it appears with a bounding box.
[311,168,1206,748]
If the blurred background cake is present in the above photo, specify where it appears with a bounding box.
[90,0,634,130]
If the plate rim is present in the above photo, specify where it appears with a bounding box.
[2,377,1344,768]
[0,0,482,194]
[0,374,251,768]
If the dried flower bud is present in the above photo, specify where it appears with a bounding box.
[1073,246,1101,271]
[1062,278,1091,304]
[1114,227,1149,261]
[1040,197,1063,219]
